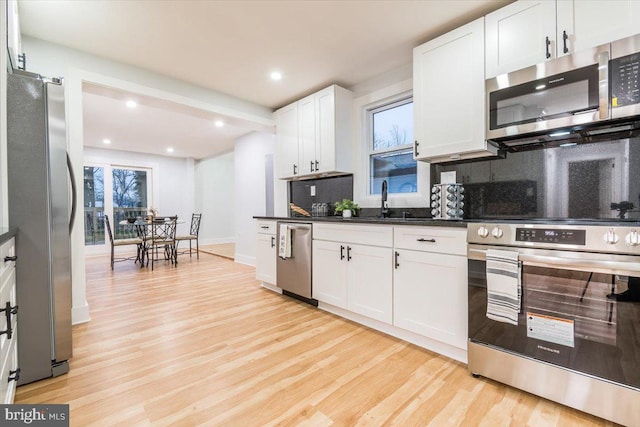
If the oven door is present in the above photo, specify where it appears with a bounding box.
[468,244,640,390]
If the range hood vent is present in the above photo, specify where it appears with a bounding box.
[489,117,640,152]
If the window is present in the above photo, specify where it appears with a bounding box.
[83,163,152,246]
[368,98,417,195]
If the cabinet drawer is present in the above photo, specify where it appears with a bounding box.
[314,223,393,247]
[394,226,466,255]
[256,220,276,235]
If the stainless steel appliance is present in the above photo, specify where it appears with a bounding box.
[276,222,316,305]
[7,70,77,385]
[467,222,639,426]
[486,34,640,148]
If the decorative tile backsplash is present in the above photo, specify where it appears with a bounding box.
[289,175,353,217]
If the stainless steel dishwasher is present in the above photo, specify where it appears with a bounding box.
[276,222,316,306]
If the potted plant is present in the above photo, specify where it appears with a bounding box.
[334,199,359,218]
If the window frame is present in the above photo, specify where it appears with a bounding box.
[83,161,154,253]
[353,83,430,210]
[366,96,416,196]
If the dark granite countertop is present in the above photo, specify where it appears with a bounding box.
[253,216,467,228]
[0,228,17,245]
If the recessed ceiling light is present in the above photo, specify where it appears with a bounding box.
[270,71,283,81]
[126,100,137,108]
[214,120,224,128]
[102,138,111,144]
[166,147,174,153]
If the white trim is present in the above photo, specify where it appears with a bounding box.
[199,237,235,245]
[234,254,256,267]
[72,303,91,325]
[261,282,282,293]
[352,78,430,209]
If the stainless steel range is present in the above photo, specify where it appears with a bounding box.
[467,222,639,426]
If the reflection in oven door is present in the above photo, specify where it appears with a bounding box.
[468,259,640,390]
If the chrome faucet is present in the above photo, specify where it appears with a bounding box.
[381,180,390,218]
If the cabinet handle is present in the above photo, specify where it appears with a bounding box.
[310,161,315,172]
[394,251,400,269]
[562,30,569,54]
[340,245,345,260]
[260,225,269,229]
[293,164,297,175]
[315,160,319,171]
[347,246,352,261]
[8,368,20,383]
[0,301,18,340]
[545,36,551,59]
[413,140,420,157]
[4,255,17,262]
[270,236,275,248]
[416,238,436,243]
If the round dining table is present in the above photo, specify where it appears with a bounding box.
[118,218,186,269]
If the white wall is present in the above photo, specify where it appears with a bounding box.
[1,2,8,228]
[234,132,276,265]
[84,147,195,242]
[20,36,274,325]
[194,151,235,244]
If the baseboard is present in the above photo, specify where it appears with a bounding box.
[261,282,282,293]
[72,303,91,325]
[199,237,235,245]
[234,254,255,267]
[317,302,467,364]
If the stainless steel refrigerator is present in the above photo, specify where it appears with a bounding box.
[7,70,77,385]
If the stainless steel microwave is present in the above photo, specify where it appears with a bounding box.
[486,34,640,145]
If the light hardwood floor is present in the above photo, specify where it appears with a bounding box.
[16,253,616,426]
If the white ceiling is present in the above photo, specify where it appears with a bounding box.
[19,0,513,159]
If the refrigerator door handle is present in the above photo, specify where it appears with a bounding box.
[66,152,77,234]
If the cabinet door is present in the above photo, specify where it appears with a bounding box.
[298,94,317,175]
[485,1,557,78]
[315,86,336,174]
[276,102,299,179]
[557,0,640,56]
[347,244,393,324]
[393,249,468,349]
[413,18,486,161]
[256,234,276,285]
[312,240,348,308]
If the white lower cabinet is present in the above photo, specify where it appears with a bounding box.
[393,249,467,350]
[313,223,393,324]
[312,240,348,308]
[0,237,18,404]
[347,244,392,324]
[255,221,277,285]
[313,241,392,324]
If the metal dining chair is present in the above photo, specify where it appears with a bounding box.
[147,218,178,271]
[104,214,143,270]
[176,213,202,259]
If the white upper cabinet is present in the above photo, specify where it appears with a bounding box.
[485,1,556,78]
[557,0,640,56]
[486,0,640,78]
[275,103,299,179]
[275,85,352,179]
[413,17,496,163]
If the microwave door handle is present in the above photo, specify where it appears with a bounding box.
[598,50,610,120]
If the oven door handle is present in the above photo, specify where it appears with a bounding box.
[468,247,640,276]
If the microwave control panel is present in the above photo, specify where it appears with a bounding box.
[515,228,586,245]
[611,52,640,108]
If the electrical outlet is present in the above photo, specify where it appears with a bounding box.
[310,185,316,196]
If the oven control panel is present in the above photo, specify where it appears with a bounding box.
[515,228,586,245]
